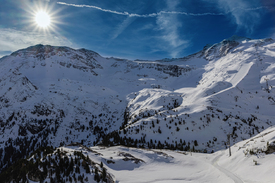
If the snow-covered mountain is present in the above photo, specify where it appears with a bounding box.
[0,36,275,175]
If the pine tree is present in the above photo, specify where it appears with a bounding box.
[85,164,90,173]
[102,168,107,182]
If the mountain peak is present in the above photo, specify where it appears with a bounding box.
[200,35,253,60]
[77,48,100,57]
[8,45,102,68]
[222,35,251,43]
[10,44,72,57]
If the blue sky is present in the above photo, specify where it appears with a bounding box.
[0,0,275,60]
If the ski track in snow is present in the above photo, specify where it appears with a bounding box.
[206,61,254,99]
[212,153,244,183]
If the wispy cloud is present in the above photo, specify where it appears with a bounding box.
[111,17,136,40]
[57,1,269,18]
[156,0,188,58]
[215,0,263,34]
[110,2,152,41]
[0,28,73,55]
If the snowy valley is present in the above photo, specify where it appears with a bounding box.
[0,36,275,182]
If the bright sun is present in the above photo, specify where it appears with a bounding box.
[35,11,51,28]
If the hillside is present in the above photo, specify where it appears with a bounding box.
[1,126,275,182]
[112,37,275,153]
[0,36,275,175]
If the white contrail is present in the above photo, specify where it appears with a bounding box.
[57,2,268,17]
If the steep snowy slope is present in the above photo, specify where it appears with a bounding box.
[0,37,275,174]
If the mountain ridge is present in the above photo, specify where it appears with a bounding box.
[0,36,275,175]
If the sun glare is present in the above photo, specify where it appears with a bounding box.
[35,11,51,28]
[25,1,63,34]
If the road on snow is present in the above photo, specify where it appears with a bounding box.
[211,153,244,183]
